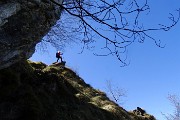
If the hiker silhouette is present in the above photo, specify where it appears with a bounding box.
[56,51,63,63]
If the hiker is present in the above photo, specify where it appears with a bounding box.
[56,51,63,62]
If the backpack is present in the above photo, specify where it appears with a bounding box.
[56,52,60,58]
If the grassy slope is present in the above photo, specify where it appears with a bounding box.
[0,60,156,120]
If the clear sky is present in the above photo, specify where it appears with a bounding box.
[30,0,180,120]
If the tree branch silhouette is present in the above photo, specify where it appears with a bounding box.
[162,94,180,120]
[48,0,180,66]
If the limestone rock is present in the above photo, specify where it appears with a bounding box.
[0,0,63,69]
[0,3,21,26]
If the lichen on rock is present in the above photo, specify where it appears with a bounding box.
[0,2,21,26]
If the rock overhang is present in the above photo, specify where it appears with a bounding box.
[0,0,63,69]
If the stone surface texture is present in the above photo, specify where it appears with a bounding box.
[0,0,63,69]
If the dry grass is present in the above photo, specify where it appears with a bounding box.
[0,60,156,120]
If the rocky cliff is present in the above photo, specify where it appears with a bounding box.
[0,60,156,120]
[0,0,62,69]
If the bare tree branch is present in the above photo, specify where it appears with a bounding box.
[46,0,180,66]
[162,94,180,120]
[105,79,126,104]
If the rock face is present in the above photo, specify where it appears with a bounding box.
[0,0,63,69]
[0,60,156,120]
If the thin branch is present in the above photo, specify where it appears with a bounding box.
[48,0,180,66]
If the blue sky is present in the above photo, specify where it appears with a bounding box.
[30,0,180,119]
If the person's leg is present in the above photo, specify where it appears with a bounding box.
[57,58,59,62]
[60,56,62,62]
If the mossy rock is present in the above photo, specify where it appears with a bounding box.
[28,60,47,70]
[0,60,156,120]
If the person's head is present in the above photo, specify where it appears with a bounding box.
[57,51,60,53]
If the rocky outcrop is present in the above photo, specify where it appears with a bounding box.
[0,60,156,120]
[0,0,63,69]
